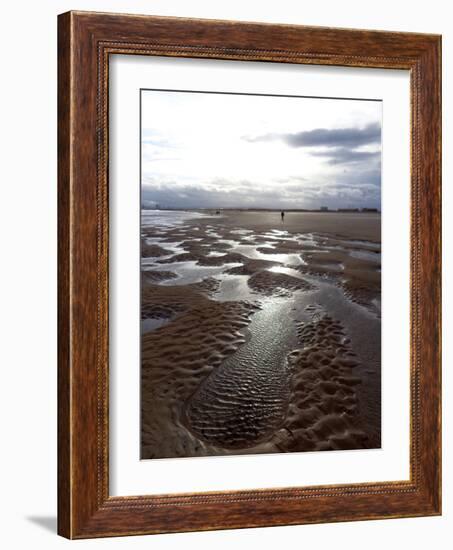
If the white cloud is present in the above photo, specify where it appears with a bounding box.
[141,90,382,209]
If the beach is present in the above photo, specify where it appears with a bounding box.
[140,209,381,459]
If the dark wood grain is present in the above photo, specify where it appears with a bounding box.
[57,11,71,538]
[57,10,441,539]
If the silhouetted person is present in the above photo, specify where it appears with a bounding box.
[281,210,285,222]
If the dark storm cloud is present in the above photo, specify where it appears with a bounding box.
[310,147,381,165]
[239,122,381,207]
[142,178,276,209]
[243,123,381,150]
[142,171,381,211]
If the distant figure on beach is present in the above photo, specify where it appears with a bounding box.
[281,210,285,222]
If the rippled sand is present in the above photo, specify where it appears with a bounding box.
[141,210,381,459]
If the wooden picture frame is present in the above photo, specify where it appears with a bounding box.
[58,10,441,539]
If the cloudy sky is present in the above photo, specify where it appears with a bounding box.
[141,90,382,210]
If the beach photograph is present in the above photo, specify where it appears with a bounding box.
[140,90,382,459]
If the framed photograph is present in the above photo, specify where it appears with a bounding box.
[58,11,441,538]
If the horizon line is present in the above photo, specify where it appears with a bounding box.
[141,206,381,212]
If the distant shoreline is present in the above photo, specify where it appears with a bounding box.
[142,207,381,214]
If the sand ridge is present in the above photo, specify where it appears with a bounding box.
[141,281,261,458]
[247,270,316,297]
[272,313,369,452]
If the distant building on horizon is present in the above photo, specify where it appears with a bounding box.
[361,207,379,212]
[320,206,329,211]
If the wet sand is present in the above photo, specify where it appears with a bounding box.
[198,210,380,242]
[141,210,381,459]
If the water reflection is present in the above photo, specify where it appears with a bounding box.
[349,250,381,262]
[213,274,257,302]
[146,260,243,286]
[231,243,306,266]
[141,317,172,334]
